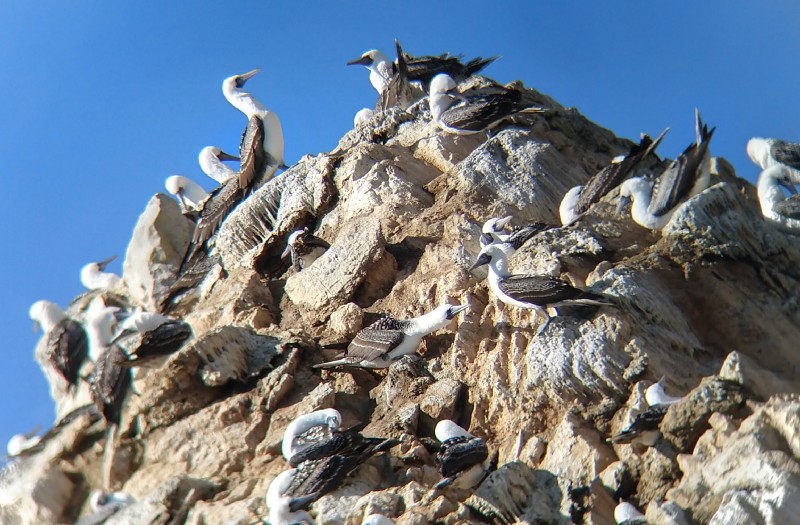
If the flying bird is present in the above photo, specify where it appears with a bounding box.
[282,228,330,272]
[559,128,668,226]
[314,303,468,369]
[616,110,715,231]
[471,243,612,335]
[29,300,88,392]
[433,419,495,490]
[80,256,122,291]
[429,73,545,135]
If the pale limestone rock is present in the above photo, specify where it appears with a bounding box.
[328,302,364,338]
[0,459,75,525]
[122,194,194,310]
[101,475,216,525]
[285,217,393,320]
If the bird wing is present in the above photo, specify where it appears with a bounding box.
[378,39,413,112]
[90,346,132,425]
[123,321,192,366]
[506,222,548,250]
[609,405,668,443]
[190,178,242,245]
[345,317,406,362]
[48,319,88,387]
[771,140,800,171]
[437,436,489,478]
[574,129,668,216]
[238,115,265,190]
[648,127,715,216]
[773,194,800,219]
[440,91,525,132]
[498,275,583,305]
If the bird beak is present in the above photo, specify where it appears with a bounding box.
[239,68,260,83]
[346,55,371,66]
[97,255,117,270]
[779,179,798,195]
[216,151,239,162]
[32,321,40,333]
[496,216,514,229]
[451,305,468,315]
[615,195,632,218]
[281,245,292,260]
[470,253,491,270]
[479,233,494,246]
[447,87,468,103]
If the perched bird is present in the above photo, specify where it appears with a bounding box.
[314,303,468,369]
[85,299,121,361]
[185,69,284,264]
[164,176,208,213]
[479,216,548,253]
[283,437,398,511]
[112,310,172,342]
[470,244,612,334]
[614,500,647,525]
[266,470,316,525]
[616,110,715,231]
[608,404,668,448]
[434,420,496,490]
[197,146,239,184]
[29,300,88,391]
[429,73,544,135]
[756,165,800,232]
[80,256,122,291]
[645,377,683,407]
[6,404,100,460]
[282,228,330,272]
[347,47,497,93]
[282,408,342,464]
[287,422,391,469]
[559,129,668,226]
[747,137,800,181]
[110,309,192,366]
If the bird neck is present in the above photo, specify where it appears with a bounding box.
[626,178,654,224]
[487,253,511,279]
[430,93,454,121]
[757,167,787,212]
[38,306,66,332]
[199,155,237,184]
[406,310,449,337]
[223,86,267,118]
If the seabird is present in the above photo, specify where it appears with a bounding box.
[85,300,121,361]
[645,377,682,407]
[110,309,192,366]
[73,490,136,525]
[617,111,715,231]
[184,68,285,262]
[282,228,330,272]
[29,300,88,391]
[434,419,496,490]
[608,404,668,448]
[80,256,122,291]
[756,165,800,232]
[614,500,647,525]
[283,436,398,511]
[266,470,316,525]
[347,47,497,93]
[6,404,101,460]
[479,216,548,252]
[282,408,342,464]
[362,514,395,525]
[165,176,208,213]
[353,108,375,127]
[559,129,668,226]
[197,146,239,184]
[429,73,544,135]
[470,244,612,334]
[286,422,393,469]
[313,303,468,369]
[747,137,800,181]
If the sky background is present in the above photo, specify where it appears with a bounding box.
[1,2,798,459]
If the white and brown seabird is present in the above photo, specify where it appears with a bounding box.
[266,469,316,525]
[6,429,42,458]
[314,303,468,369]
[281,408,342,464]
[559,129,668,226]
[614,501,647,525]
[6,404,100,460]
[645,377,683,407]
[282,228,330,272]
[479,216,548,253]
[282,435,398,511]
[608,379,683,450]
[347,46,497,93]
[433,419,496,490]
[755,165,800,233]
[617,110,715,231]
[185,69,285,263]
[471,244,612,335]
[111,309,192,367]
[429,73,544,135]
[80,256,122,291]
[747,136,800,182]
[30,300,89,392]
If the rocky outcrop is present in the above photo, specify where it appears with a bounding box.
[4,75,799,525]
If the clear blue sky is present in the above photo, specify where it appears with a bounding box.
[1,2,798,457]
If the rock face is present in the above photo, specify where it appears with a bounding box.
[3,76,799,525]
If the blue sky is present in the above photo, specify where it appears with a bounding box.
[1,2,798,457]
